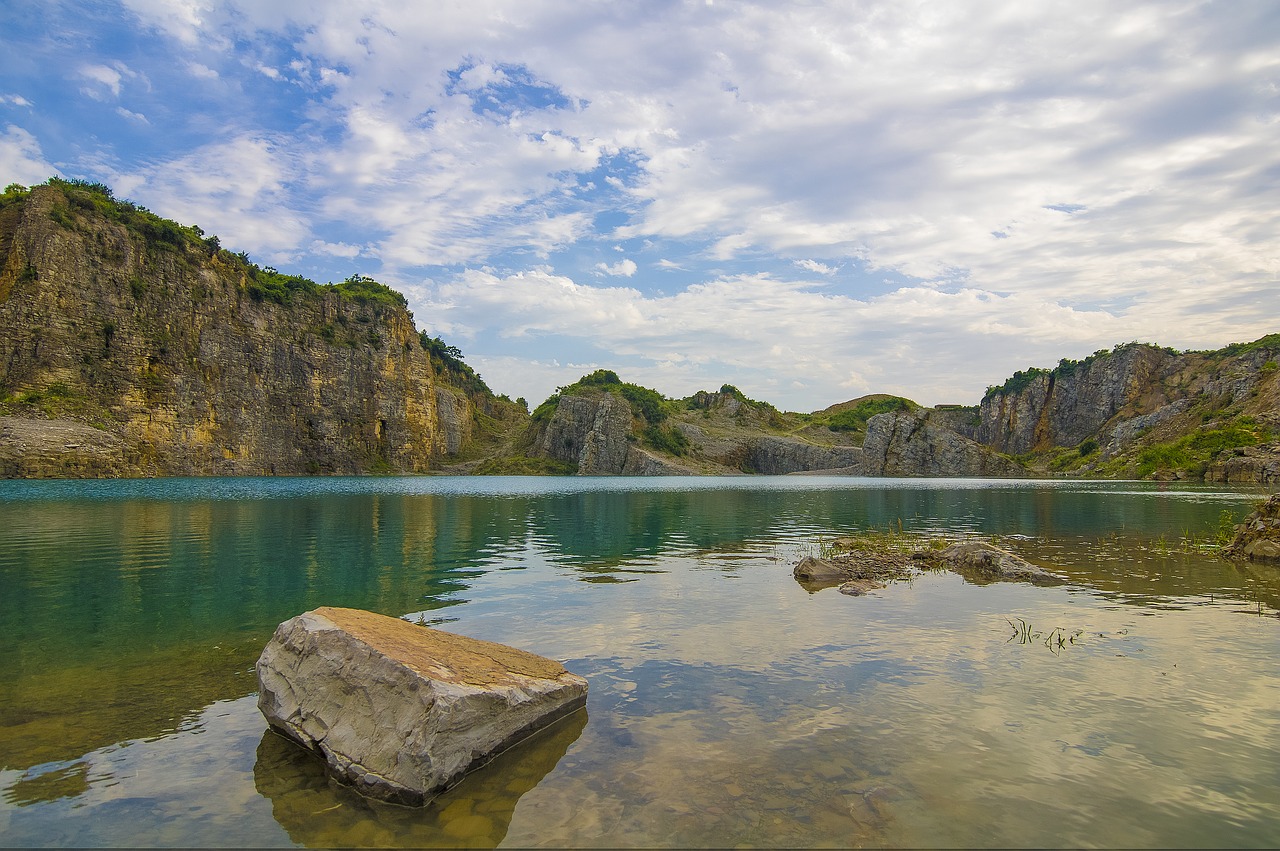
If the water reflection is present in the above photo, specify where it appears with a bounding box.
[253,709,587,849]
[0,477,1275,847]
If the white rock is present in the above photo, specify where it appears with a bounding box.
[256,606,588,805]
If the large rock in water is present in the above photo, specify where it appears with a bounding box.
[256,606,588,805]
[1224,494,1280,562]
[935,541,1064,585]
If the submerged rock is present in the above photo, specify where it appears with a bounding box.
[933,541,1064,585]
[256,606,587,805]
[1224,494,1280,562]
[793,556,851,584]
[838,578,886,596]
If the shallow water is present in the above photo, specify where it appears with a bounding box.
[0,476,1277,847]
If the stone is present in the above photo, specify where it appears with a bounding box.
[934,541,1064,585]
[256,606,587,805]
[1226,495,1280,562]
[792,556,850,584]
[838,578,885,596]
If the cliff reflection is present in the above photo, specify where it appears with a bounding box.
[253,708,587,849]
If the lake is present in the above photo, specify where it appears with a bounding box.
[1,476,1278,848]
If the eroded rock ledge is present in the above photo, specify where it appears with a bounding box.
[256,606,587,805]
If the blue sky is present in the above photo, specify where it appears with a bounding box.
[2,0,1278,410]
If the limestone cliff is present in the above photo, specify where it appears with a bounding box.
[861,410,1027,477]
[977,338,1280,480]
[0,180,520,477]
[978,344,1185,454]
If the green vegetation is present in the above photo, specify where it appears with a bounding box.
[1130,421,1271,477]
[0,382,112,425]
[983,366,1050,401]
[45,178,207,252]
[419,333,492,397]
[245,265,320,304]
[819,396,914,432]
[531,370,692,456]
[1,183,30,208]
[1207,333,1280,359]
[552,370,675,425]
[642,422,690,456]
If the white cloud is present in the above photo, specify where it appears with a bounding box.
[110,134,308,259]
[94,0,1280,406]
[794,259,836,276]
[595,258,637,277]
[79,64,124,100]
[0,125,57,185]
[186,62,219,79]
[310,239,362,258]
[78,62,147,101]
[0,94,32,108]
[116,107,150,124]
[422,267,1145,409]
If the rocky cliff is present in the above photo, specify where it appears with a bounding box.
[861,410,1027,477]
[0,180,519,477]
[976,338,1280,480]
[519,380,1021,477]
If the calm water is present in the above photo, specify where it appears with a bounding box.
[0,476,1277,848]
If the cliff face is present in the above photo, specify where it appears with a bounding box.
[976,339,1280,479]
[978,344,1182,454]
[527,389,696,475]
[861,411,1027,477]
[0,183,508,477]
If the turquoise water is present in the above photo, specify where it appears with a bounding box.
[0,476,1277,847]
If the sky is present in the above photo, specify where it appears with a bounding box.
[2,1,1278,411]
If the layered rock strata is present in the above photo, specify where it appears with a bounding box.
[256,606,588,805]
[0,184,501,476]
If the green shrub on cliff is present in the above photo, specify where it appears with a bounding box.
[1133,421,1271,477]
[551,371,673,424]
[418,333,492,397]
[822,396,914,432]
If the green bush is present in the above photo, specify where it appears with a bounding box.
[642,423,690,456]
[824,396,913,432]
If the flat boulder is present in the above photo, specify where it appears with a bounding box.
[934,541,1063,585]
[256,606,588,805]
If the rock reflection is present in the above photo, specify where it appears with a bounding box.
[3,760,89,807]
[253,707,587,848]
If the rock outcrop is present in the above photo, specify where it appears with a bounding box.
[1224,494,1280,562]
[0,182,520,477]
[976,340,1280,476]
[933,541,1064,585]
[256,606,588,805]
[745,436,862,474]
[978,344,1181,454]
[860,411,1027,477]
[793,537,1063,597]
[1205,445,1280,484]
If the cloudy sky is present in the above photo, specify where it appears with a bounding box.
[2,1,1277,410]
